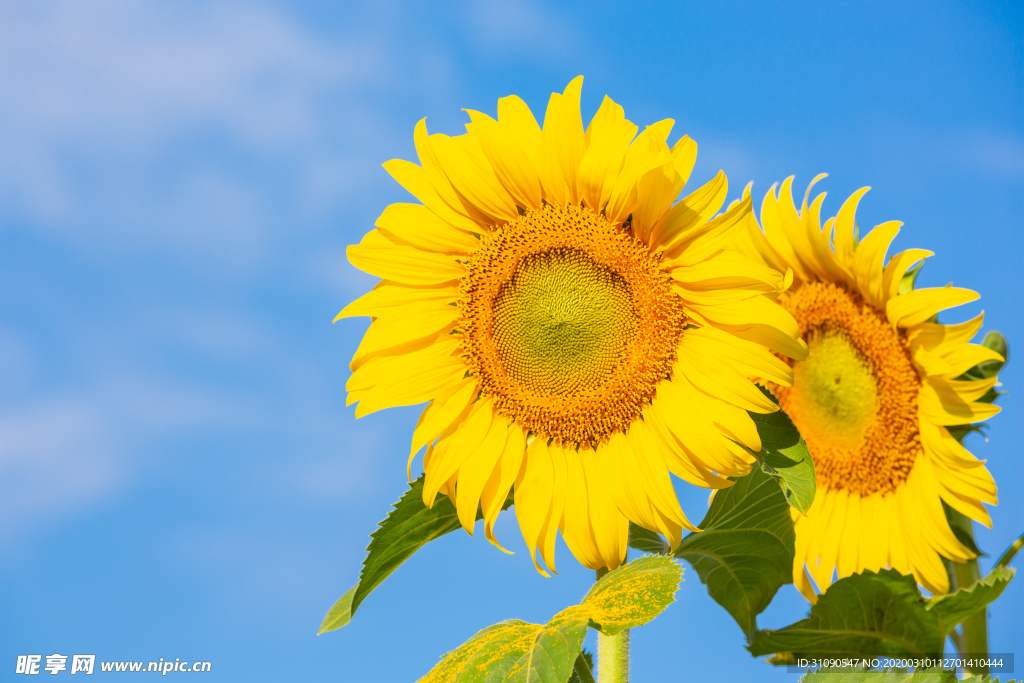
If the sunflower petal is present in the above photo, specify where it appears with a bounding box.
[886,287,980,329]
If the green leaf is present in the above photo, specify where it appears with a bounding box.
[995,531,1024,568]
[627,522,670,556]
[672,467,795,641]
[748,386,817,514]
[317,585,357,636]
[749,569,945,658]
[318,476,513,635]
[420,558,683,683]
[926,565,1015,636]
[567,650,594,683]
[752,563,1018,663]
[418,614,589,683]
[582,556,683,635]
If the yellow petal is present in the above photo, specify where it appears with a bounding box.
[669,250,784,293]
[662,190,753,265]
[537,440,568,574]
[480,425,527,552]
[813,487,848,592]
[584,94,625,145]
[576,111,637,212]
[836,494,862,580]
[886,287,980,329]
[604,150,674,224]
[349,304,459,368]
[465,109,542,210]
[515,437,557,576]
[560,446,604,569]
[497,95,543,165]
[412,119,492,226]
[541,76,585,206]
[885,491,909,574]
[409,378,479,467]
[907,459,973,562]
[649,170,728,249]
[907,312,987,358]
[347,240,465,286]
[918,378,1000,425]
[881,248,932,302]
[852,221,902,307]
[429,133,519,223]
[375,202,480,254]
[805,489,839,590]
[585,445,629,570]
[455,416,510,533]
[689,295,807,361]
[929,344,1004,378]
[423,399,494,507]
[832,186,871,268]
[859,494,888,573]
[918,420,987,471]
[347,336,462,392]
[335,281,458,321]
[674,349,779,414]
[685,322,795,386]
[382,153,479,234]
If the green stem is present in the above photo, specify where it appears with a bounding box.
[946,521,989,676]
[953,558,988,675]
[596,567,629,683]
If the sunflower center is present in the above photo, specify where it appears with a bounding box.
[790,328,877,452]
[460,203,685,447]
[492,248,637,396]
[771,281,922,496]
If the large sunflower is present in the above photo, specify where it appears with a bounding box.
[734,175,1001,598]
[338,77,806,574]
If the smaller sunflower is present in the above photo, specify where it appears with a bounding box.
[734,175,1001,599]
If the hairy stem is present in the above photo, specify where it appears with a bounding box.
[596,567,629,683]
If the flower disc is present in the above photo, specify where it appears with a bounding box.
[461,203,685,446]
[773,281,921,497]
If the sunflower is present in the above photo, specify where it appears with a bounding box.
[734,175,1001,598]
[337,77,806,574]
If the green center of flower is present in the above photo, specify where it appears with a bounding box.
[789,327,878,452]
[491,247,637,396]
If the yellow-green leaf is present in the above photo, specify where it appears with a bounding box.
[582,556,683,636]
[419,610,590,683]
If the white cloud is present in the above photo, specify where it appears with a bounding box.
[0,0,377,150]
[463,0,574,58]
[0,375,241,544]
[958,129,1024,179]
[0,400,119,539]
[0,0,390,265]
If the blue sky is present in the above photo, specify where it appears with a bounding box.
[0,0,1021,680]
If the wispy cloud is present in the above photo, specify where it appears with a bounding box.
[0,376,233,544]
[958,129,1024,179]
[0,0,388,265]
[463,0,575,58]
